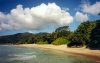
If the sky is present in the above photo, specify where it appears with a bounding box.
[0,0,100,35]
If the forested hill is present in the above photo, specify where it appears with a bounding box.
[0,32,34,44]
[0,20,100,49]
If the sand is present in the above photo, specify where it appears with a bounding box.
[17,44,100,61]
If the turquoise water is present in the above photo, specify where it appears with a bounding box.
[0,45,98,63]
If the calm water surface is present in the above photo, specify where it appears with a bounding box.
[0,45,99,63]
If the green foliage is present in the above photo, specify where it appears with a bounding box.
[36,41,48,44]
[0,26,71,45]
[51,26,71,41]
[67,33,84,47]
[0,20,100,50]
[0,32,34,44]
[76,21,96,44]
[88,20,100,49]
[35,32,52,44]
[55,26,69,32]
[52,37,70,45]
[67,20,100,48]
[69,21,96,46]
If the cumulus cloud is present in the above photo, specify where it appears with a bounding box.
[0,3,73,31]
[81,1,100,15]
[74,11,88,22]
[62,8,70,11]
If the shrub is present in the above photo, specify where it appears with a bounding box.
[52,37,70,45]
[36,41,48,44]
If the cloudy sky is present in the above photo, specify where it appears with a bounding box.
[0,0,100,35]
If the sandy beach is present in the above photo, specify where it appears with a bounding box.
[17,44,100,61]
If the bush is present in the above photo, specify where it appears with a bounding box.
[88,40,100,49]
[67,33,84,47]
[36,41,48,44]
[52,37,70,45]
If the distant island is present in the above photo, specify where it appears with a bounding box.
[0,20,100,50]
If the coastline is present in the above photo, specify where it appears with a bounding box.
[17,44,100,62]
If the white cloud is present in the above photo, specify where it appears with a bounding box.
[81,1,100,15]
[28,30,34,33]
[75,11,88,22]
[0,3,73,31]
[62,8,70,11]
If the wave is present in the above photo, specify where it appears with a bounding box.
[9,54,37,61]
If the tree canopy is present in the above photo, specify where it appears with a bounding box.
[0,20,100,49]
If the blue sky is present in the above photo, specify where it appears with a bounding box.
[0,0,100,35]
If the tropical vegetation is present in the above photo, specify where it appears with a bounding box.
[0,20,100,49]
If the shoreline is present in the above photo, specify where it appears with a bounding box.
[16,44,100,62]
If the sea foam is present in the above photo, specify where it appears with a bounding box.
[9,54,37,61]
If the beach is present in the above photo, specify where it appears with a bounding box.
[17,44,100,61]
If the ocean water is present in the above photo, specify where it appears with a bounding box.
[0,45,98,63]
